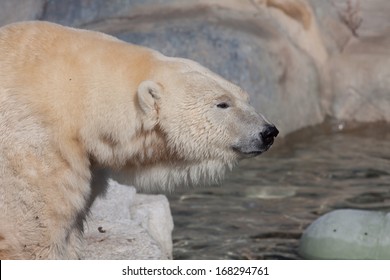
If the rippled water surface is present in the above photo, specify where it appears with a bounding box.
[167,123,390,259]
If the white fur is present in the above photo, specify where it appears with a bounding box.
[0,21,271,259]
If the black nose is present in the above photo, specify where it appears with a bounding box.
[260,125,279,146]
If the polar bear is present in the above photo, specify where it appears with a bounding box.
[0,21,278,259]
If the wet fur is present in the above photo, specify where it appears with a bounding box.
[0,21,269,259]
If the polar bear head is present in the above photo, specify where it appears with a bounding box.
[113,56,278,191]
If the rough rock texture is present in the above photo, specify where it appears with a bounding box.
[0,0,45,26]
[309,0,390,124]
[2,0,390,133]
[84,181,173,259]
[2,0,390,259]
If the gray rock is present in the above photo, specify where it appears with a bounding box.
[2,0,390,260]
[316,0,390,123]
[356,0,390,37]
[83,181,173,259]
[0,0,45,26]
[39,0,325,136]
[299,209,390,259]
[2,0,390,133]
[329,48,390,123]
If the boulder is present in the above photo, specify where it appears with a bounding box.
[2,0,390,133]
[40,0,326,136]
[329,45,390,123]
[83,181,174,259]
[0,0,45,26]
[2,0,390,260]
[299,209,390,259]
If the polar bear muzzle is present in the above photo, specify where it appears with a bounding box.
[232,124,279,158]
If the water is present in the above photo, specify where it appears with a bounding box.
[167,122,390,259]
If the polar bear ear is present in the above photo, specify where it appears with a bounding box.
[136,80,162,115]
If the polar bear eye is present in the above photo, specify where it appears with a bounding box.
[216,102,230,109]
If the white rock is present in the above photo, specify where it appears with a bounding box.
[299,209,390,259]
[83,181,174,259]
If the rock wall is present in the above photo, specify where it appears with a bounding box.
[1,0,390,260]
[1,0,390,135]
[310,0,390,124]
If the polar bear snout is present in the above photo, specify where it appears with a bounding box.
[232,124,279,158]
[260,124,279,147]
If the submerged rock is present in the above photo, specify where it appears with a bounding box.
[245,185,297,199]
[299,209,390,259]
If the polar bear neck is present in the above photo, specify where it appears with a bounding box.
[110,124,236,192]
[112,158,233,193]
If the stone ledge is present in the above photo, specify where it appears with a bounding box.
[83,181,174,259]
